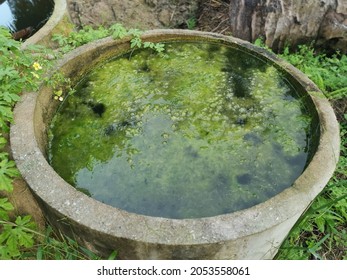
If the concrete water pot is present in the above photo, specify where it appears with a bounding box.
[22,0,72,48]
[10,30,340,259]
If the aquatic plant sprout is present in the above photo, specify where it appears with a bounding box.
[48,42,316,219]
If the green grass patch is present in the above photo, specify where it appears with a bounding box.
[275,44,347,260]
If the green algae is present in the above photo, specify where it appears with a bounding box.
[48,42,316,219]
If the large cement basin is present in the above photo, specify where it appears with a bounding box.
[22,0,72,48]
[10,30,340,259]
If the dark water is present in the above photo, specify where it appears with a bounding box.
[0,0,54,36]
[49,42,318,219]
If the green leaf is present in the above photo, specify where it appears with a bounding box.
[143,42,154,48]
[15,215,35,228]
[0,157,19,192]
[0,225,11,244]
[0,209,9,220]
[0,136,6,149]
[128,28,142,38]
[17,230,34,248]
[0,198,14,211]
[108,250,118,260]
[36,246,43,260]
[0,216,36,259]
[154,43,165,53]
[130,37,142,49]
[329,87,347,99]
[315,215,326,233]
[6,233,20,256]
[0,245,12,260]
[1,91,21,103]
[0,66,19,80]
[110,23,128,39]
[0,175,14,192]
[0,103,13,122]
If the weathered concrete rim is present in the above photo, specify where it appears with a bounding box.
[22,0,69,47]
[11,30,340,247]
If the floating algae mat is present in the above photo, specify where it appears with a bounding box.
[48,42,317,219]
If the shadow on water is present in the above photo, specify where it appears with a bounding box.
[222,48,268,98]
[0,0,54,39]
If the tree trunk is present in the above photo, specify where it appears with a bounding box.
[229,0,347,53]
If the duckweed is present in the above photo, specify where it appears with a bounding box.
[48,42,316,219]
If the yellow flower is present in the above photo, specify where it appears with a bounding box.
[32,62,42,71]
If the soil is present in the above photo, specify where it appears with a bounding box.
[67,0,199,29]
[196,0,231,34]
[67,0,232,34]
[1,179,45,229]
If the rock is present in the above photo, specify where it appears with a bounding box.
[12,26,33,40]
[158,9,172,26]
[145,0,158,8]
[229,0,347,53]
[91,2,115,26]
[317,10,347,53]
[66,0,199,29]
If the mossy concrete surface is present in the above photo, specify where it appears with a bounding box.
[10,30,340,259]
[22,0,73,48]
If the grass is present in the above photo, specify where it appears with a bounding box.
[1,26,346,259]
[274,44,347,260]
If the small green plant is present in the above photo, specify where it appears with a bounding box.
[0,26,49,259]
[0,215,37,259]
[274,45,347,260]
[34,226,117,260]
[45,72,75,101]
[0,150,19,192]
[279,45,347,100]
[186,17,197,30]
[0,26,105,260]
[52,25,110,53]
[0,26,50,191]
[0,29,48,131]
[52,24,166,56]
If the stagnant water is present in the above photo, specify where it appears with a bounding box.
[0,0,54,36]
[48,42,318,219]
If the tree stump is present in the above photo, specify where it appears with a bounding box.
[229,0,347,53]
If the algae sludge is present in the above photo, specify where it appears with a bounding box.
[48,42,316,219]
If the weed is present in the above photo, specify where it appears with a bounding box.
[279,45,347,100]
[275,45,347,259]
[186,17,197,30]
[52,24,166,55]
[34,226,117,260]
[0,26,47,259]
